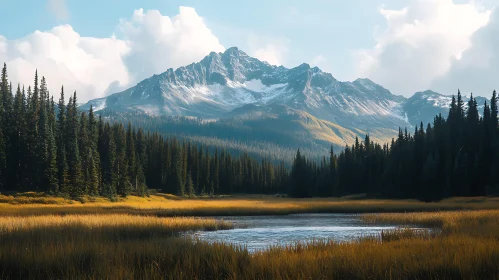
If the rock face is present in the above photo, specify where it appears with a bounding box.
[82,47,488,150]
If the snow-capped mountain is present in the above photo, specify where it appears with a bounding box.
[82,48,408,131]
[82,47,488,150]
[403,90,488,127]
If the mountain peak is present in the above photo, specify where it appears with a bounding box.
[412,90,441,99]
[83,45,416,135]
[223,46,247,56]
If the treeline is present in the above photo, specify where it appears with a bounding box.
[290,90,499,201]
[0,65,288,197]
[3,61,499,201]
[98,110,331,163]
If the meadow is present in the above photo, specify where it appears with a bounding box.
[2,192,499,216]
[2,194,499,279]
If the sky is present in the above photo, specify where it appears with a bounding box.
[1,0,499,102]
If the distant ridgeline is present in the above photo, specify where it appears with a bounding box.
[0,63,498,201]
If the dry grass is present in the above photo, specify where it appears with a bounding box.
[2,196,499,279]
[0,214,232,235]
[1,211,499,279]
[363,209,499,239]
[2,193,499,217]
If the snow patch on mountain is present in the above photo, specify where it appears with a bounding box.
[83,47,483,137]
[240,79,287,93]
[93,98,107,111]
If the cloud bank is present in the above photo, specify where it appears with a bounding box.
[0,7,224,102]
[119,7,224,83]
[355,0,492,96]
[431,7,499,97]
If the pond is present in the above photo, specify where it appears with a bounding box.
[192,213,417,252]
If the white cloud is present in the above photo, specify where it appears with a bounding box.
[118,7,225,82]
[0,25,129,102]
[431,7,499,97]
[47,0,70,21]
[248,35,289,66]
[355,0,491,96]
[0,7,225,102]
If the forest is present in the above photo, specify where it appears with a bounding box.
[0,63,498,201]
[0,65,288,198]
[98,109,331,163]
[290,90,499,201]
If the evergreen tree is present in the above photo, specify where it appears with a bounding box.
[329,146,339,196]
[289,149,309,198]
[0,64,8,189]
[125,122,137,192]
[186,171,195,196]
[491,90,498,130]
[173,141,185,195]
[101,123,117,197]
[56,87,69,194]
[213,150,220,194]
[114,124,129,197]
[8,85,26,190]
[45,123,59,193]
[66,92,82,197]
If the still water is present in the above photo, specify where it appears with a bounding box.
[192,213,412,252]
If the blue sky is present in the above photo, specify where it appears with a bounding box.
[1,0,406,79]
[1,0,498,101]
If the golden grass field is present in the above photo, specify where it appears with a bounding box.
[2,193,499,279]
[2,192,499,216]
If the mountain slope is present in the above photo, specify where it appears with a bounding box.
[82,47,408,133]
[82,47,489,158]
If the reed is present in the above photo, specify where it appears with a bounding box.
[1,198,499,279]
[1,215,499,279]
[2,193,499,217]
[363,209,499,238]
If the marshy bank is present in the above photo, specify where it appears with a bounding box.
[1,195,499,279]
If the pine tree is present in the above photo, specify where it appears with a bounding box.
[101,123,117,197]
[25,72,41,189]
[186,171,195,197]
[173,141,185,196]
[135,128,147,171]
[86,149,100,196]
[491,90,498,131]
[7,85,25,190]
[213,150,220,194]
[125,122,137,192]
[66,92,82,197]
[2,78,14,190]
[37,78,50,191]
[114,124,129,197]
[0,64,7,189]
[204,149,210,195]
[329,146,339,196]
[290,149,309,198]
[457,90,465,120]
[56,87,69,194]
[79,112,91,195]
[45,123,59,193]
